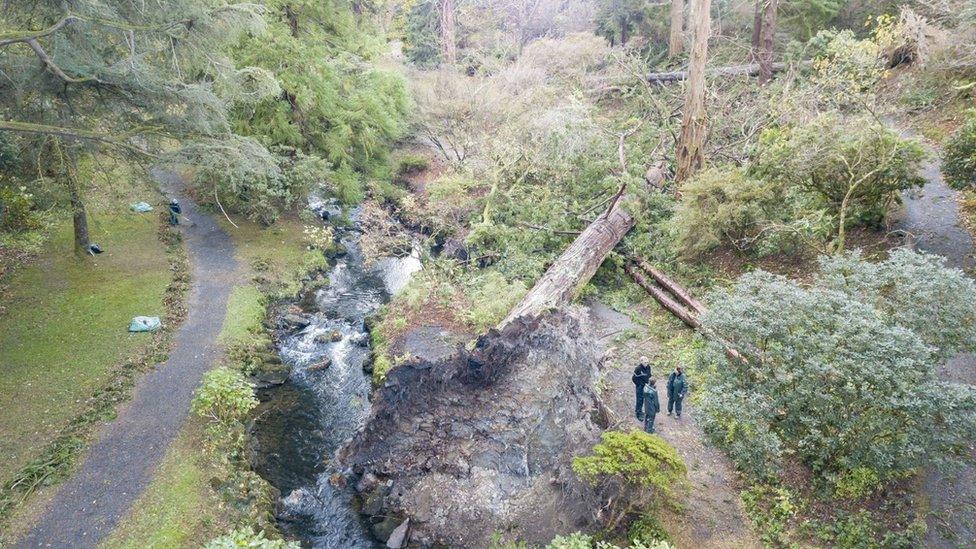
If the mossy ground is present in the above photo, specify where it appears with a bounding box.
[0,214,170,482]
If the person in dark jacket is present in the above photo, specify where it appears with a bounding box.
[643,379,661,433]
[168,198,182,225]
[632,356,651,421]
[667,366,688,418]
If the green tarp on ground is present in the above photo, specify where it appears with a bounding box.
[128,316,161,332]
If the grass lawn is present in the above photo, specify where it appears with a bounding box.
[99,419,226,549]
[0,213,170,482]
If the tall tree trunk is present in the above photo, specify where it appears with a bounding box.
[750,0,763,61]
[668,0,685,57]
[757,0,778,84]
[65,169,91,255]
[439,0,457,66]
[675,0,711,183]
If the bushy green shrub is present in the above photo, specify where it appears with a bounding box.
[0,185,41,233]
[672,167,824,257]
[204,527,299,548]
[462,271,527,331]
[573,430,686,515]
[943,110,976,190]
[696,251,976,487]
[545,532,674,549]
[752,114,925,250]
[192,367,258,425]
[834,467,881,500]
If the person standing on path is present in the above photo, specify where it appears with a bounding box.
[632,356,651,421]
[667,366,688,418]
[643,378,661,433]
[169,198,182,225]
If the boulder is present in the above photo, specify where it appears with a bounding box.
[282,313,311,329]
[308,357,332,372]
[386,519,410,549]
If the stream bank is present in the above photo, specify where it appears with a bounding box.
[251,197,420,547]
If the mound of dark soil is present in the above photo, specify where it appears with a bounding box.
[340,309,613,547]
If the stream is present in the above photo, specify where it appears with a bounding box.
[252,196,421,547]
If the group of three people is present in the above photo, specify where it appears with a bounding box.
[632,357,687,434]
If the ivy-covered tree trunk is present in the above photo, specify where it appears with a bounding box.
[757,0,779,84]
[675,0,711,182]
[65,171,91,255]
[668,0,685,57]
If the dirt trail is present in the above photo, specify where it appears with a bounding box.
[587,302,760,549]
[16,169,239,548]
[890,127,976,547]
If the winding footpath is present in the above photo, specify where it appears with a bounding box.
[17,169,239,548]
[891,126,976,547]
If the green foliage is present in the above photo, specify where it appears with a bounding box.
[462,271,528,330]
[834,467,881,500]
[572,430,686,498]
[0,185,42,233]
[741,485,798,547]
[672,166,825,257]
[192,368,258,425]
[628,513,672,545]
[594,0,665,47]
[697,251,976,486]
[204,527,299,548]
[807,29,884,111]
[404,0,441,67]
[781,0,849,40]
[943,109,976,190]
[395,153,430,176]
[752,113,925,233]
[544,532,674,549]
[232,0,409,176]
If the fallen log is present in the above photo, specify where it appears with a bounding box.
[501,165,667,327]
[632,257,705,315]
[623,262,701,329]
[647,61,807,83]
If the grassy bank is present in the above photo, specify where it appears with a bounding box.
[106,214,323,546]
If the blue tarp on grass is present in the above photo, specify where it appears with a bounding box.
[128,316,161,332]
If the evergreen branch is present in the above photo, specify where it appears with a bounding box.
[26,39,106,85]
[0,14,81,47]
[0,120,159,156]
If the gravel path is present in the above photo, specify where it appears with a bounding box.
[890,128,976,548]
[587,302,760,549]
[17,169,239,548]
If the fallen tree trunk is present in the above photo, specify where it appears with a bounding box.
[647,61,801,83]
[501,166,666,327]
[623,262,701,329]
[632,257,705,314]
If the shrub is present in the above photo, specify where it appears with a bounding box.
[672,167,824,257]
[573,431,686,529]
[395,153,429,176]
[462,271,528,331]
[834,467,881,500]
[0,185,41,233]
[741,484,797,546]
[204,527,299,548]
[192,367,258,425]
[943,110,976,190]
[752,114,925,250]
[697,251,976,487]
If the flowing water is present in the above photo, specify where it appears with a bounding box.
[252,196,421,547]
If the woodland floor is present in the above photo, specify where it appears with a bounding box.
[14,169,240,548]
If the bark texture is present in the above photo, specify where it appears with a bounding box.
[675,0,712,183]
[757,0,779,84]
[668,0,685,57]
[439,0,457,66]
[66,173,91,254]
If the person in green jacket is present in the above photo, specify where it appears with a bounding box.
[643,379,661,434]
[667,367,687,418]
